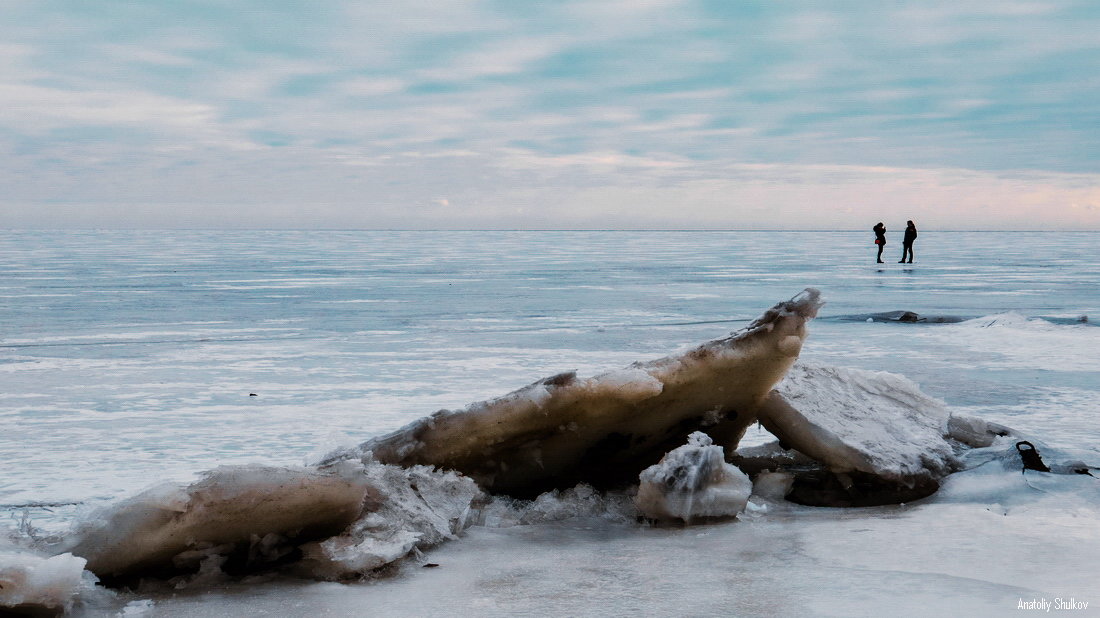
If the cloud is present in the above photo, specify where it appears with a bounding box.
[0,1,1097,228]
[3,138,1096,231]
[416,38,563,82]
[2,83,219,135]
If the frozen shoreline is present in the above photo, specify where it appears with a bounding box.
[10,454,1095,617]
[6,304,1099,616]
[102,481,1100,617]
[3,231,1099,616]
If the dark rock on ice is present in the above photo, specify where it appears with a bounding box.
[1016,441,1051,472]
[824,311,968,324]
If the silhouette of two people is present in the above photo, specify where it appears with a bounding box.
[871,220,917,264]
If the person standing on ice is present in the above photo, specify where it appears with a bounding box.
[872,222,886,263]
[899,220,917,263]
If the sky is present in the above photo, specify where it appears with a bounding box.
[2,0,1099,230]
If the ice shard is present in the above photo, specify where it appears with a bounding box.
[334,289,823,496]
[0,549,92,614]
[634,432,752,522]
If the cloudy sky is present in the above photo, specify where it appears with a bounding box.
[2,1,1098,229]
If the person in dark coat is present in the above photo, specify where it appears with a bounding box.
[899,220,917,263]
[873,222,886,263]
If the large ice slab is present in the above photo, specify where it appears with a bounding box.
[61,465,372,583]
[56,461,483,585]
[336,289,823,496]
[762,363,955,484]
[754,363,959,505]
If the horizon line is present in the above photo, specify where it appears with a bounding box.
[3,228,1099,233]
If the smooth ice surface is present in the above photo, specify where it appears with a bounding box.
[3,230,1100,615]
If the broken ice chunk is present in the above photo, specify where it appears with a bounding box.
[634,432,752,523]
[61,465,371,583]
[0,550,92,614]
[761,363,955,485]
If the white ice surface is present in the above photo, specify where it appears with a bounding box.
[931,314,1100,372]
[5,232,1100,616]
[476,484,637,528]
[769,363,955,483]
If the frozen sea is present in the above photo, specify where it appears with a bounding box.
[2,230,1099,616]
